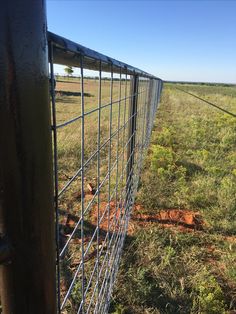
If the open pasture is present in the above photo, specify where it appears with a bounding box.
[110,83,236,314]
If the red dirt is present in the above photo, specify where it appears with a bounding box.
[60,199,205,264]
[90,201,122,231]
[90,201,204,235]
[131,206,203,231]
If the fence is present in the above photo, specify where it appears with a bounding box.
[0,2,162,313]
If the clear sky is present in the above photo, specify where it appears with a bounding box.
[47,0,236,83]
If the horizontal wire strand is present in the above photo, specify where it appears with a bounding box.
[175,86,236,118]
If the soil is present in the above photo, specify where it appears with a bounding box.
[131,206,204,231]
[60,194,205,264]
[90,201,204,235]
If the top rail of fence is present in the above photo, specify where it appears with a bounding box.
[48,31,161,78]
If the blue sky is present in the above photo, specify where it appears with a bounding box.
[47,0,236,83]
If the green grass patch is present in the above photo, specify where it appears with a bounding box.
[111,83,236,313]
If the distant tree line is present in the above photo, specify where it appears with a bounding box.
[55,73,130,81]
[166,80,235,87]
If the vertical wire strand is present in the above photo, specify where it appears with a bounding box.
[49,42,61,314]
[120,71,128,223]
[140,80,147,152]
[80,55,85,314]
[117,70,127,243]
[123,72,129,229]
[112,68,122,284]
[106,64,113,306]
[134,76,139,203]
[114,68,122,232]
[143,79,149,147]
[114,69,124,302]
[133,77,139,195]
[96,61,102,312]
[138,79,148,187]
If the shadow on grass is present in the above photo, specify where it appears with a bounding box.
[109,237,193,314]
[56,90,93,97]
[56,79,82,84]
[176,160,205,177]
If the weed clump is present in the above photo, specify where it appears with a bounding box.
[192,271,227,314]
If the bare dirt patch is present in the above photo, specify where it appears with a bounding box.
[90,201,121,232]
[89,201,204,236]
[131,205,204,231]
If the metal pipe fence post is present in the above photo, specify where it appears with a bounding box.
[0,1,56,313]
[146,79,154,143]
[126,75,139,207]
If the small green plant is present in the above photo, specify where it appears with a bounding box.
[110,304,126,314]
[155,126,175,147]
[218,175,236,211]
[151,145,175,170]
[192,271,227,314]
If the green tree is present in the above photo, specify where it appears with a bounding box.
[64,66,74,77]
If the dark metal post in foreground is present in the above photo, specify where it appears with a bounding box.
[126,75,139,206]
[0,1,56,313]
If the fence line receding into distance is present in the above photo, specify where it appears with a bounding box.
[0,3,162,312]
[48,32,163,313]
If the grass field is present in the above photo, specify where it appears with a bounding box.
[55,78,236,313]
[110,83,236,314]
[0,77,234,314]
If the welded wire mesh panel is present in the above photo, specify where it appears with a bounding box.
[48,33,162,314]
